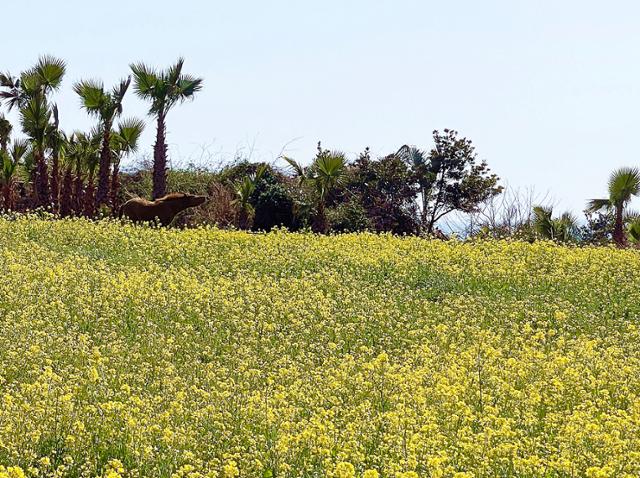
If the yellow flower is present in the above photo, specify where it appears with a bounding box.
[397,472,419,478]
[334,462,355,478]
[554,310,567,322]
[222,460,239,478]
[89,366,100,382]
[0,467,26,478]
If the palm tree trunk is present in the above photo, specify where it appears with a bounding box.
[50,152,60,212]
[95,125,112,209]
[238,208,250,230]
[72,168,84,215]
[2,183,13,211]
[312,201,327,233]
[614,205,625,247]
[83,173,95,217]
[152,113,168,200]
[110,160,121,213]
[60,166,73,217]
[35,149,50,208]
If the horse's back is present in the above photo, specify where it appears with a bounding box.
[121,197,156,222]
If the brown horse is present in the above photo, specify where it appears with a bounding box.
[119,192,207,226]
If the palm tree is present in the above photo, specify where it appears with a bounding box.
[109,118,145,209]
[0,151,17,211]
[0,139,29,211]
[130,58,203,199]
[1,139,27,209]
[20,94,52,207]
[66,131,100,217]
[47,106,65,211]
[284,143,347,233]
[1,56,66,208]
[0,115,12,152]
[532,206,579,243]
[74,77,131,210]
[587,167,640,247]
[231,164,266,230]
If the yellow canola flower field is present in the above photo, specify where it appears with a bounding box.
[1,218,640,478]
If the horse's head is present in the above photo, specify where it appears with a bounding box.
[158,192,208,210]
[185,194,207,207]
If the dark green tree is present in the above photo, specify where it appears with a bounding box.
[343,147,418,234]
[251,169,296,231]
[398,129,502,234]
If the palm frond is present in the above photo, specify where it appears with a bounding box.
[176,75,203,99]
[532,206,554,238]
[19,95,51,146]
[0,84,27,111]
[252,163,268,182]
[73,79,107,113]
[130,62,160,98]
[166,57,185,86]
[315,152,347,182]
[283,156,306,180]
[0,72,18,88]
[624,209,640,222]
[628,217,640,243]
[396,144,426,167]
[114,117,145,155]
[31,55,66,92]
[1,150,19,184]
[9,138,30,162]
[112,76,131,110]
[131,59,202,115]
[586,198,612,213]
[0,114,12,138]
[608,166,640,205]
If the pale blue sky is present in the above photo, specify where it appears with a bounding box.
[3,0,640,213]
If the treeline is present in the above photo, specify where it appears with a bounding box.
[117,133,640,248]
[0,56,503,236]
[121,131,503,236]
[1,56,637,247]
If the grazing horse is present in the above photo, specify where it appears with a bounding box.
[119,193,207,226]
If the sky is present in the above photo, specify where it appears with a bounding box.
[3,0,640,214]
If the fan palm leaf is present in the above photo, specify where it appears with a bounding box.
[628,218,640,244]
[29,55,66,94]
